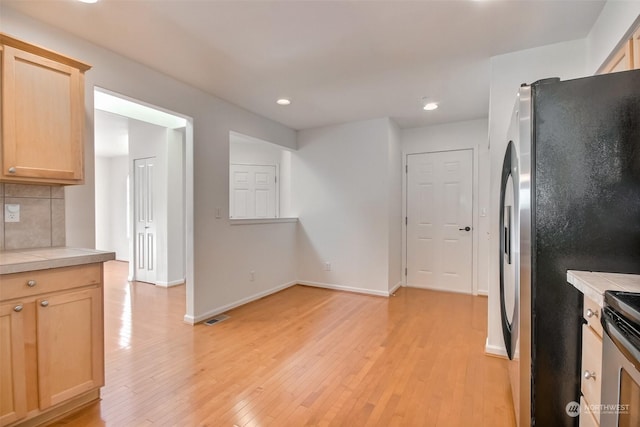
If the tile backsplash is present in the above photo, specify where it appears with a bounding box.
[0,183,65,251]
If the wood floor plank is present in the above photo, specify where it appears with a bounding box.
[51,261,515,426]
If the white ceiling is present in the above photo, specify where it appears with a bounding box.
[2,0,606,130]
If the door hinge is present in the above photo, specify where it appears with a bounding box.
[405,164,408,174]
[405,217,408,225]
[405,267,407,276]
[275,176,278,183]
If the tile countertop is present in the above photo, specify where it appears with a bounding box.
[0,247,116,275]
[567,270,640,307]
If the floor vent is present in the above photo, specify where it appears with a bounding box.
[204,314,230,326]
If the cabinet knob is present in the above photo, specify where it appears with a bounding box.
[27,280,37,288]
[40,300,49,307]
[8,167,16,174]
[586,308,598,318]
[14,305,23,312]
[583,370,596,381]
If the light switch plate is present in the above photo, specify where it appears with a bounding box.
[5,204,20,222]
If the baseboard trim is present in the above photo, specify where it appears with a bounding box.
[477,289,489,297]
[184,280,297,325]
[156,278,185,287]
[484,339,519,359]
[389,281,402,295]
[297,280,390,297]
[405,284,473,295]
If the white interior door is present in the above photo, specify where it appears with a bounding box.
[134,157,156,284]
[406,150,473,293]
[230,164,277,218]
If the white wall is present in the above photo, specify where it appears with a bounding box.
[167,128,185,285]
[108,156,129,261]
[294,118,396,296]
[280,150,294,217]
[2,8,298,323]
[94,156,110,253]
[95,155,129,261]
[486,39,588,355]
[387,120,402,292]
[586,1,640,73]
[401,118,489,295]
[230,134,285,166]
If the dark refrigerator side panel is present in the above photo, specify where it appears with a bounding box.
[531,69,640,427]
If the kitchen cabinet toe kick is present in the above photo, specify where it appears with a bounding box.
[3,390,100,427]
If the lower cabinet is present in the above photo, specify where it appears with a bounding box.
[0,304,27,426]
[580,295,603,427]
[0,264,104,427]
[36,288,104,409]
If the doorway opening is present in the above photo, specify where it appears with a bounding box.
[93,88,193,298]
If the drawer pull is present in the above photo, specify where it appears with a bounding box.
[27,280,37,288]
[583,370,597,381]
[8,167,16,174]
[14,305,23,312]
[586,308,598,319]
[40,300,49,307]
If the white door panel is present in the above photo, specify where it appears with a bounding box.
[230,164,277,218]
[407,150,473,293]
[134,157,156,284]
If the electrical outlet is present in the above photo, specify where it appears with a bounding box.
[250,270,255,281]
[324,262,331,271]
[5,204,20,222]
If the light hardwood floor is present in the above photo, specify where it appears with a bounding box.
[54,261,515,426]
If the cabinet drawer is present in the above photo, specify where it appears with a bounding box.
[581,325,602,422]
[0,264,101,301]
[584,295,603,338]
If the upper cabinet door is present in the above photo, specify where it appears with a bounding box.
[601,39,633,74]
[1,35,90,185]
[633,26,640,70]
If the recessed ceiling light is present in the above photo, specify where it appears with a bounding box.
[276,98,291,106]
[423,102,439,111]
[78,0,99,3]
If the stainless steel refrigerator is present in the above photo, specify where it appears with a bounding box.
[499,69,640,427]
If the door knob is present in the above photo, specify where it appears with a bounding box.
[8,167,16,174]
[40,300,49,307]
[583,371,596,381]
[459,226,471,231]
[14,305,23,312]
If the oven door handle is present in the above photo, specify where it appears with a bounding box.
[603,309,640,370]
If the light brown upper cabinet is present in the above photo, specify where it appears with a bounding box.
[600,23,640,74]
[0,34,91,185]
[601,39,634,74]
[633,26,640,70]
